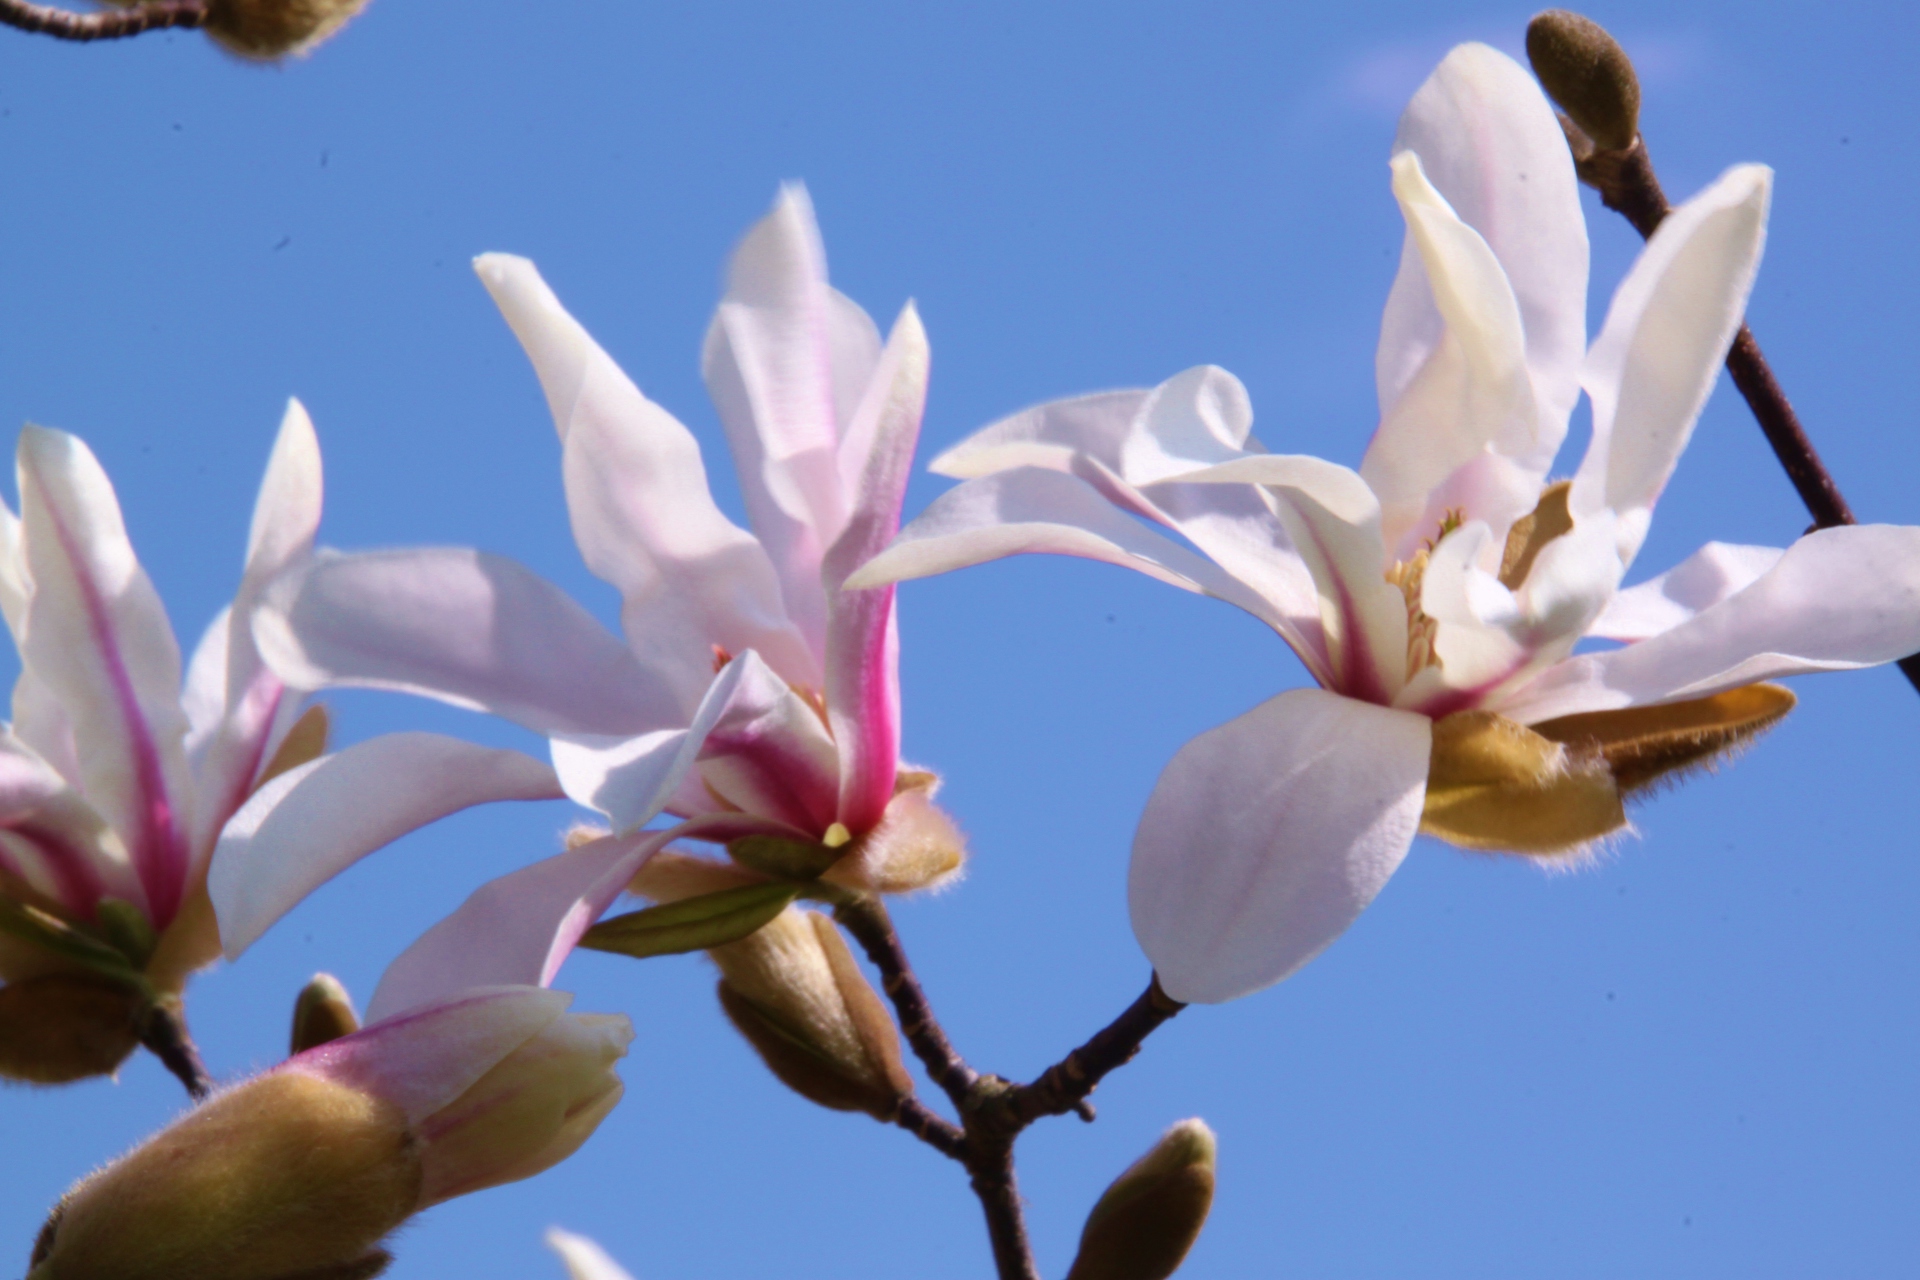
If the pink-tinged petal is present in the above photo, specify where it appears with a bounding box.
[547,1230,636,1280]
[1363,152,1537,561]
[931,388,1151,480]
[1117,366,1260,486]
[0,733,134,917]
[0,496,29,638]
[1131,688,1431,1003]
[1500,525,1920,723]
[364,822,696,1022]
[701,186,858,656]
[180,607,232,754]
[290,985,569,1125]
[475,253,818,692]
[1178,456,1407,702]
[17,426,193,927]
[821,305,928,832]
[256,548,682,737]
[1572,165,1772,566]
[1386,43,1587,454]
[210,732,564,958]
[1590,542,1784,641]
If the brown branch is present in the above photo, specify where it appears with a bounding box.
[832,895,978,1110]
[895,1094,967,1161]
[1004,976,1185,1127]
[0,0,205,41]
[1572,126,1920,695]
[968,1144,1039,1280]
[138,996,211,1101]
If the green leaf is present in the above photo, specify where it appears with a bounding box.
[578,883,801,959]
[95,898,157,968]
[727,834,842,881]
[0,899,146,987]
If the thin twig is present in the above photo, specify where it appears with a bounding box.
[0,0,205,41]
[832,895,979,1110]
[138,996,212,1101]
[1569,125,1920,695]
[895,1094,968,1161]
[968,1144,1040,1280]
[1003,977,1185,1127]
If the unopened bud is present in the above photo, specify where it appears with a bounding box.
[823,782,967,895]
[291,972,360,1054]
[1066,1119,1218,1280]
[0,974,143,1085]
[1421,709,1625,855]
[28,1070,419,1280]
[202,0,371,60]
[714,909,911,1119]
[1532,683,1794,797]
[1526,10,1642,151]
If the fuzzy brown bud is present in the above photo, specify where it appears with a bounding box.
[1421,709,1625,854]
[1066,1119,1218,1280]
[0,974,143,1085]
[290,972,361,1054]
[1526,10,1642,151]
[202,0,371,59]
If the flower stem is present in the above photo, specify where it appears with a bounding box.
[833,895,1185,1280]
[0,0,205,41]
[1566,127,1920,695]
[138,996,212,1101]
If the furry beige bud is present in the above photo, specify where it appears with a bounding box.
[290,972,361,1054]
[1526,10,1642,151]
[0,974,144,1085]
[1067,1119,1218,1280]
[203,0,371,59]
[1421,709,1625,855]
[1532,683,1795,797]
[28,1071,419,1280]
[823,782,967,895]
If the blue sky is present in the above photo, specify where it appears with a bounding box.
[3,2,1919,1276]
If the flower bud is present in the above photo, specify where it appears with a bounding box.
[1526,10,1642,151]
[1066,1119,1218,1280]
[202,0,372,59]
[0,974,143,1085]
[291,972,361,1054]
[823,780,967,895]
[713,908,913,1120]
[1421,709,1625,855]
[1532,683,1795,797]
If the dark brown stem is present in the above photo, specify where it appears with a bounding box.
[833,896,978,1111]
[0,0,205,41]
[1571,126,1920,695]
[139,996,211,1101]
[1003,976,1185,1127]
[895,1094,968,1161]
[969,1143,1040,1280]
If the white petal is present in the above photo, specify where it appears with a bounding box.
[1572,165,1772,565]
[1386,43,1587,452]
[1501,525,1920,722]
[16,426,194,926]
[256,548,684,736]
[1118,365,1259,486]
[1590,542,1784,641]
[210,732,564,958]
[1363,152,1538,561]
[0,496,30,638]
[547,1230,637,1280]
[930,388,1150,479]
[474,253,816,690]
[1131,688,1431,1003]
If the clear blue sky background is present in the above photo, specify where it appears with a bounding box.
[3,2,1917,1276]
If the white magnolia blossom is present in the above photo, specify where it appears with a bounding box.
[851,44,1920,1003]
[548,1229,636,1280]
[211,186,947,963]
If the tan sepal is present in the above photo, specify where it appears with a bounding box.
[291,973,361,1055]
[626,850,765,903]
[31,1071,420,1280]
[1421,710,1625,855]
[1530,683,1796,798]
[1066,1119,1218,1280]
[257,704,331,792]
[1525,10,1642,151]
[0,974,143,1085]
[1498,480,1573,590]
[203,0,371,59]
[712,910,911,1121]
[264,1252,392,1280]
[728,833,843,881]
[822,787,967,895]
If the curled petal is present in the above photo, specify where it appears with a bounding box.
[1130,688,1430,1003]
[1117,365,1259,487]
[1589,542,1783,641]
[930,388,1150,479]
[211,733,564,958]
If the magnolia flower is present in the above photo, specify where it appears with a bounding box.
[0,407,330,1083]
[212,186,958,965]
[851,44,1920,1003]
[549,1229,637,1280]
[29,858,633,1280]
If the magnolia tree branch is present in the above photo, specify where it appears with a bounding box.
[138,996,212,1101]
[833,895,1185,1280]
[0,0,206,41]
[1569,130,1920,695]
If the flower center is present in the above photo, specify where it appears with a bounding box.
[1384,509,1463,682]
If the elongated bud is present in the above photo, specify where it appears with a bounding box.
[203,0,372,59]
[1526,10,1641,151]
[28,1070,419,1280]
[1421,710,1625,854]
[0,974,143,1085]
[714,909,912,1119]
[1532,683,1794,797]
[1067,1119,1218,1280]
[823,780,967,895]
[291,972,361,1054]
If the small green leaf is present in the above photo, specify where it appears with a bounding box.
[95,898,158,968]
[727,834,842,881]
[0,899,145,985]
[579,883,801,959]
